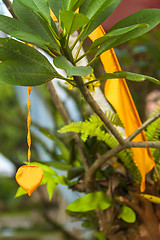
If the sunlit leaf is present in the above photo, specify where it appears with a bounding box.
[66,192,112,212]
[141,194,160,204]
[118,205,136,223]
[15,186,27,198]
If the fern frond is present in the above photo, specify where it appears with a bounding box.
[105,111,124,127]
[146,118,160,142]
[59,113,140,181]
[146,117,160,177]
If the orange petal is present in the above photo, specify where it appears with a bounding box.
[89,26,155,192]
[16,165,43,196]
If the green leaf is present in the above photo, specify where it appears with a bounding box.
[60,10,89,35]
[17,0,51,24]
[0,14,32,37]
[67,167,84,180]
[94,232,106,240]
[11,31,50,48]
[118,206,136,223]
[53,56,92,77]
[80,0,121,39]
[54,175,69,185]
[15,187,27,198]
[48,0,62,20]
[98,71,160,85]
[39,128,70,162]
[13,1,59,49]
[90,24,148,50]
[47,161,72,170]
[0,38,56,86]
[66,192,112,212]
[141,194,160,204]
[47,179,57,201]
[31,162,57,176]
[96,9,160,56]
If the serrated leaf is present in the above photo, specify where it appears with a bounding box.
[0,38,56,86]
[66,192,112,212]
[118,205,136,223]
[96,9,160,56]
[14,186,27,198]
[17,0,51,24]
[53,56,92,77]
[60,10,89,35]
[90,24,148,50]
[98,71,160,85]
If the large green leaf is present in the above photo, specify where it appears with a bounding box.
[0,38,56,86]
[60,10,89,35]
[80,0,121,39]
[97,9,160,56]
[90,24,148,50]
[13,0,59,49]
[66,192,112,212]
[98,71,160,85]
[53,56,92,77]
[118,206,136,223]
[17,0,51,24]
[0,14,31,36]
[0,15,51,50]
[48,0,62,20]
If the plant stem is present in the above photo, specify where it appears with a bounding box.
[126,112,160,142]
[74,40,83,60]
[2,0,18,19]
[74,76,125,145]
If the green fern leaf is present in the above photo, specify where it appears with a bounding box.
[59,112,140,181]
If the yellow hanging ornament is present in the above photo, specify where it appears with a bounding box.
[16,87,43,196]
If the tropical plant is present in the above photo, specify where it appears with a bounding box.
[1,0,160,239]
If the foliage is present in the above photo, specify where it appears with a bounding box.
[0,0,160,239]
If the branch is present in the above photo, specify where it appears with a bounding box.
[74,76,125,145]
[126,112,160,142]
[85,140,160,191]
[2,0,18,19]
[46,81,90,170]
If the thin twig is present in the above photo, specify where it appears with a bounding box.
[46,81,90,170]
[74,76,125,145]
[2,0,18,19]
[126,112,160,142]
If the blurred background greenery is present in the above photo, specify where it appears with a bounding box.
[0,0,160,239]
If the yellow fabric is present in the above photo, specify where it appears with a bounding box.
[16,165,44,196]
[89,26,155,192]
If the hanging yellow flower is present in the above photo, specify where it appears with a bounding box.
[15,87,43,196]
